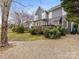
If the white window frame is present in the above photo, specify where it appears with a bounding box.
[49,12,52,19]
[34,15,38,20]
[42,12,46,19]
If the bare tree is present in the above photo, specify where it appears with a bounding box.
[10,11,33,28]
[0,0,33,47]
[0,0,12,47]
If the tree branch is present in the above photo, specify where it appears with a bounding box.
[13,0,33,7]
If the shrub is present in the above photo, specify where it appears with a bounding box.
[29,27,37,35]
[16,25,25,33]
[43,28,61,39]
[9,24,15,29]
[29,27,43,35]
[73,23,78,28]
[11,24,25,33]
[36,26,43,34]
[77,28,79,34]
[71,28,77,34]
[57,26,66,36]
[71,23,78,34]
[12,26,17,32]
[43,25,67,39]
[49,28,61,39]
[43,28,50,38]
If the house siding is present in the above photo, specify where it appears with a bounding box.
[32,5,72,32]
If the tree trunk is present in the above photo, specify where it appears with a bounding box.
[1,0,12,47]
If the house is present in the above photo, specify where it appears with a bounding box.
[32,6,48,27]
[32,5,74,32]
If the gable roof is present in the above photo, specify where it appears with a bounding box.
[48,5,61,12]
[34,5,62,15]
[35,6,44,15]
[35,6,48,15]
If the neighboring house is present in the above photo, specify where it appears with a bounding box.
[23,13,34,28]
[32,5,73,32]
[24,20,34,28]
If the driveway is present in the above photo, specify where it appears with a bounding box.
[0,35,79,59]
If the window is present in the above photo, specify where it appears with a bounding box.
[42,12,46,19]
[49,12,52,19]
[62,8,67,16]
[34,15,38,20]
[59,17,62,24]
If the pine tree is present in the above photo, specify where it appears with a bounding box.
[61,0,79,23]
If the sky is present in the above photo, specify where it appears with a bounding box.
[0,0,61,24]
[11,0,61,13]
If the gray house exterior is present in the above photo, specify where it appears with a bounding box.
[33,6,48,26]
[32,5,73,32]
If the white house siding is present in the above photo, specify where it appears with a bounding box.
[48,17,60,25]
[29,22,33,28]
[51,8,62,18]
[42,12,47,19]
[71,22,74,31]
[33,20,47,27]
[34,15,38,20]
[62,8,67,16]
[48,7,62,25]
[49,12,52,19]
[32,5,73,32]
[62,8,73,32]
[62,17,68,29]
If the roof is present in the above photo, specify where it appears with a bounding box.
[48,5,61,12]
[35,6,44,15]
[35,6,48,15]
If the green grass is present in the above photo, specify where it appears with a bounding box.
[0,29,44,41]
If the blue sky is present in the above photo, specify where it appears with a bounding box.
[0,0,61,24]
[11,0,61,13]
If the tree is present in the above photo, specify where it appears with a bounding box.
[0,0,33,47]
[9,11,34,28]
[61,0,79,23]
[0,0,12,47]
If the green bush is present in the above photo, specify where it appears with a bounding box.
[16,25,25,33]
[11,24,25,33]
[29,27,43,35]
[57,26,66,36]
[77,28,79,34]
[29,27,37,35]
[73,23,78,28]
[43,25,66,39]
[12,26,17,32]
[37,28,43,34]
[43,28,61,39]
[71,28,77,34]
[9,24,15,29]
[49,28,61,39]
[71,23,78,34]
[43,28,50,38]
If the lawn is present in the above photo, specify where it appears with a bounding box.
[0,29,44,41]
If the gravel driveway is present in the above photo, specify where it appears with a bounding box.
[0,35,79,59]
